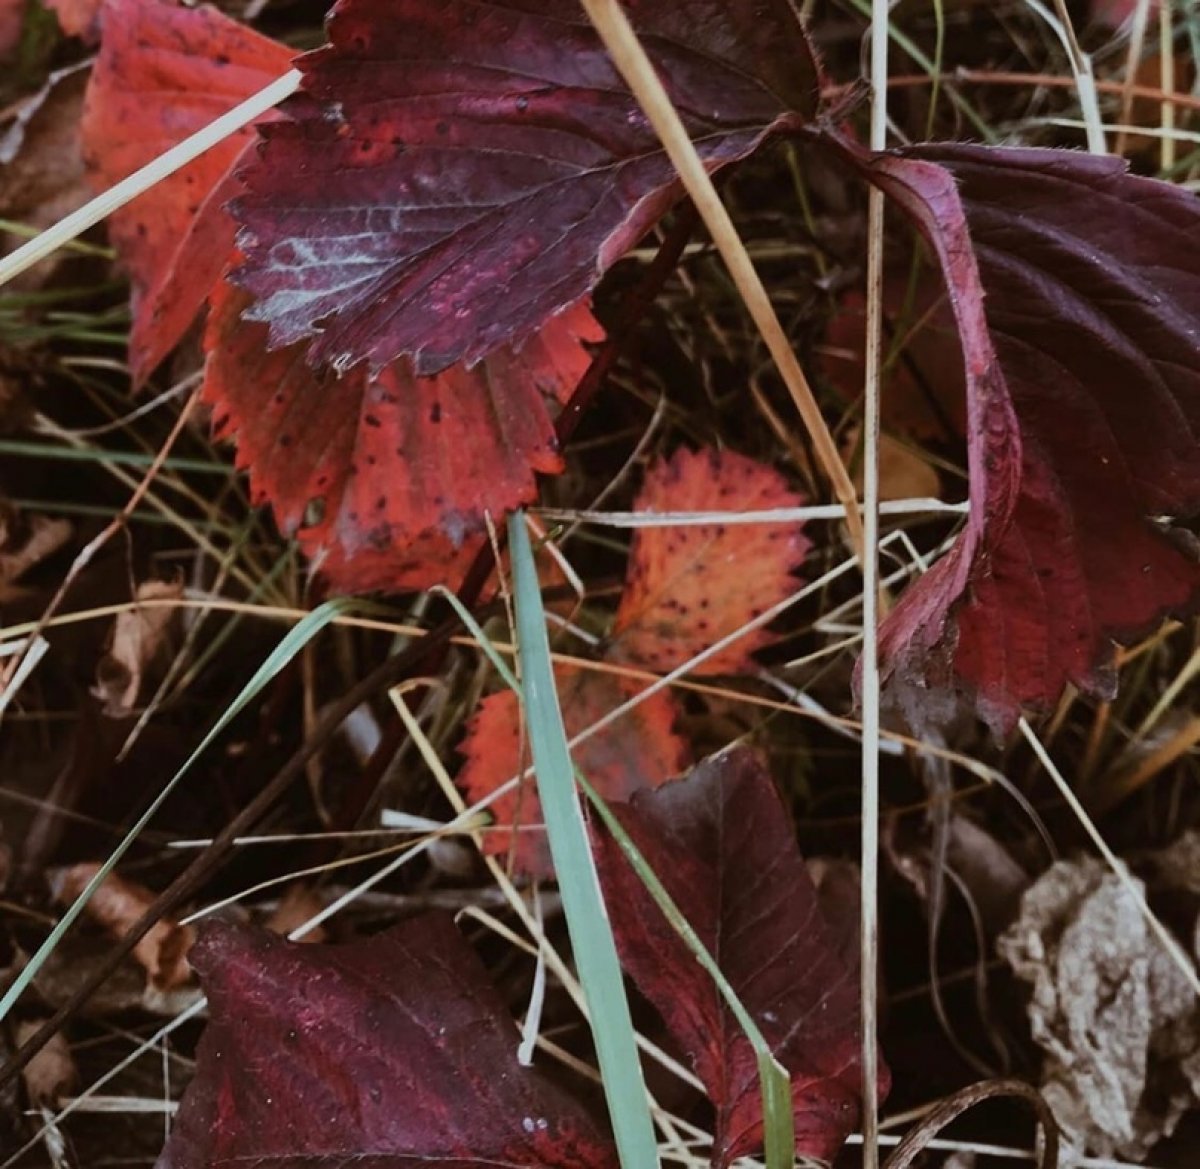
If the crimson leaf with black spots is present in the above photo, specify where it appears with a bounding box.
[231,0,821,374]
[204,280,601,592]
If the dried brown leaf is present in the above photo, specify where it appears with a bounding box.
[92,579,183,717]
[999,856,1200,1164]
[15,1019,77,1107]
[50,864,195,991]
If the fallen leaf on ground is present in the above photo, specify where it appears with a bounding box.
[807,857,864,973]
[203,280,602,593]
[15,1019,77,1108]
[885,811,1030,939]
[263,882,327,944]
[840,425,940,502]
[158,914,617,1169]
[0,63,90,287]
[820,276,967,443]
[81,0,293,382]
[231,0,821,374]
[609,447,810,674]
[0,500,70,601]
[49,863,195,991]
[457,666,689,878]
[45,0,102,41]
[92,579,183,716]
[593,745,886,1165]
[998,855,1200,1165]
[845,143,1200,733]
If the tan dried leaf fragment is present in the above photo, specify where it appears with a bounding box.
[15,1019,77,1107]
[264,882,328,944]
[93,579,184,716]
[0,500,70,602]
[999,856,1200,1165]
[50,864,195,991]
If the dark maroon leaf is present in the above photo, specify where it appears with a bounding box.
[159,914,617,1169]
[845,142,1200,732]
[593,746,883,1167]
[231,0,821,374]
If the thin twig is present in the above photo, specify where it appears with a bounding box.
[880,1078,1058,1169]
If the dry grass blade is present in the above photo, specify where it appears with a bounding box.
[577,0,865,563]
[0,70,301,287]
[860,0,890,1162]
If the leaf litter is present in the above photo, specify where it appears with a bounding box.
[1000,852,1200,1165]
[4,0,1200,1165]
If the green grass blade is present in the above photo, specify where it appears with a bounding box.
[575,769,795,1169]
[508,511,660,1169]
[0,596,368,1025]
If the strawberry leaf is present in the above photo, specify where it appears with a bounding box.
[159,915,617,1169]
[849,143,1200,732]
[457,667,689,878]
[203,281,602,593]
[81,0,291,383]
[592,746,883,1166]
[609,448,810,674]
[231,0,821,375]
[819,275,966,444]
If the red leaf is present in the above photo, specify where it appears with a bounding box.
[45,0,103,42]
[0,0,21,61]
[81,0,291,383]
[592,746,884,1166]
[847,144,1200,732]
[203,281,602,593]
[159,915,617,1169]
[457,667,690,878]
[609,448,810,674]
[231,0,821,374]
[820,277,967,444]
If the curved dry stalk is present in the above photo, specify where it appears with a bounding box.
[882,1078,1059,1169]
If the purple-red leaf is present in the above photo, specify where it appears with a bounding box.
[593,746,884,1166]
[159,915,617,1169]
[850,143,1200,732]
[203,281,602,593]
[231,0,821,374]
